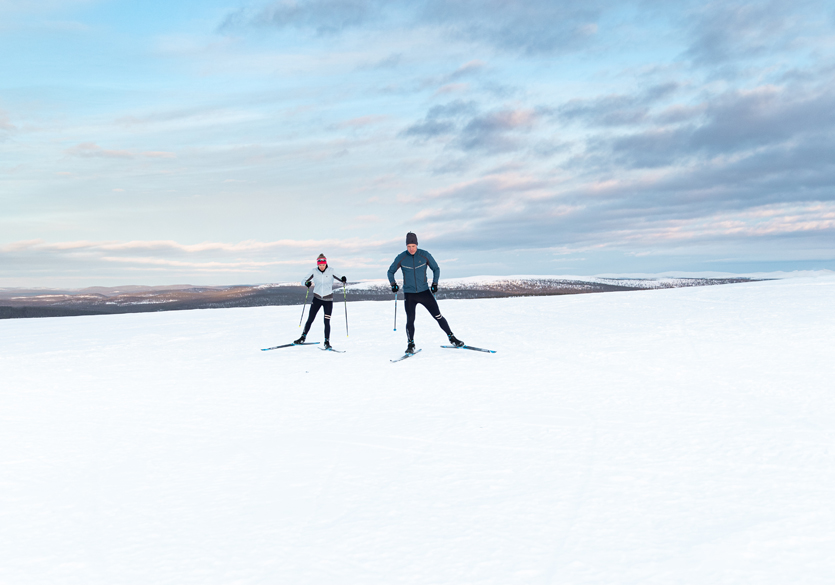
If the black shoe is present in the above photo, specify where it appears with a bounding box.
[406,341,416,354]
[323,339,331,350]
[448,335,464,347]
[293,334,306,344]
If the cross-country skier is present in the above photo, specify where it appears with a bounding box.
[387,232,464,354]
[294,254,346,350]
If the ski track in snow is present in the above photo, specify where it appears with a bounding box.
[1,277,834,584]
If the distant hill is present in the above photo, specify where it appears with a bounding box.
[0,276,759,319]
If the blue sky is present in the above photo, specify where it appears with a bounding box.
[2,0,834,287]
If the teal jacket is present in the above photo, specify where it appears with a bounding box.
[387,249,439,293]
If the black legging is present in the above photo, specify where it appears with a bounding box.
[303,297,333,339]
[405,290,452,341]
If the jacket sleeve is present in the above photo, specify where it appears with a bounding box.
[387,254,403,284]
[301,269,315,286]
[425,251,440,284]
[331,268,345,282]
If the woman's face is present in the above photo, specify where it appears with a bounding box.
[318,262,327,272]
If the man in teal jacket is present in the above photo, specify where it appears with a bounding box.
[388,232,464,354]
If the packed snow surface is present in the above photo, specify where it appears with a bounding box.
[2,276,834,584]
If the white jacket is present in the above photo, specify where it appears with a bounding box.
[301,265,345,300]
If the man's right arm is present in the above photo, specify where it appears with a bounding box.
[387,253,403,284]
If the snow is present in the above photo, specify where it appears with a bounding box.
[2,276,834,584]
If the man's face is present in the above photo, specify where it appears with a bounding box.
[407,244,417,255]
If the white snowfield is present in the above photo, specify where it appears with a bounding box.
[2,276,834,584]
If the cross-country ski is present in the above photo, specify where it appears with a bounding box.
[390,348,422,362]
[261,342,320,351]
[440,345,496,353]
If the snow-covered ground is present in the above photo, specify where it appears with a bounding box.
[2,276,834,584]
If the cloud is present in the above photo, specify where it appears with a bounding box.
[434,83,469,96]
[332,115,389,129]
[560,83,680,127]
[453,108,540,152]
[682,0,808,66]
[564,80,835,170]
[422,60,487,89]
[66,142,134,159]
[387,89,835,257]
[220,0,388,35]
[418,0,602,54]
[355,52,403,70]
[0,111,15,131]
[0,238,394,256]
[0,237,401,285]
[401,99,478,139]
[0,111,17,141]
[403,101,543,154]
[64,143,176,159]
[449,60,485,79]
[223,0,604,54]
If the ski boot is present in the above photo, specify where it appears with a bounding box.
[293,333,306,345]
[323,339,332,350]
[448,334,465,348]
[406,340,416,354]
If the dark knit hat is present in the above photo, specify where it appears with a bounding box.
[406,232,418,246]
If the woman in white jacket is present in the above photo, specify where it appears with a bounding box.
[294,254,346,349]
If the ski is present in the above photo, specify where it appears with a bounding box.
[390,348,422,362]
[261,342,321,351]
[319,347,346,353]
[440,345,496,353]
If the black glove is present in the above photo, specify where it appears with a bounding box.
[341,276,347,283]
[391,283,399,293]
[430,283,438,294]
[304,280,311,288]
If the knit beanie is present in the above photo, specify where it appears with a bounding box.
[406,232,418,246]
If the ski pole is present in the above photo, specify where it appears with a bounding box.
[343,283,349,337]
[393,291,397,331]
[299,287,309,327]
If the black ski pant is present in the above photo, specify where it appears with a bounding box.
[404,290,452,341]
[303,296,333,339]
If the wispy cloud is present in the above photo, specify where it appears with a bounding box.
[0,110,17,141]
[454,108,540,152]
[221,0,604,54]
[401,100,478,139]
[559,83,680,127]
[220,0,389,35]
[592,82,835,168]
[419,0,602,55]
[0,237,403,285]
[64,143,176,159]
[682,0,810,66]
[332,115,389,129]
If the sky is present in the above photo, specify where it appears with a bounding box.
[1,0,834,287]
